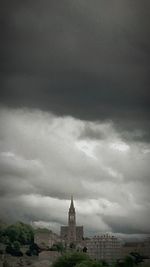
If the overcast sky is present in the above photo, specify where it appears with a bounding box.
[0,0,150,238]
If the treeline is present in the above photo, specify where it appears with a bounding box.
[0,221,34,245]
[52,252,144,267]
[52,252,108,267]
[0,222,39,257]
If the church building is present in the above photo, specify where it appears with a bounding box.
[60,196,84,246]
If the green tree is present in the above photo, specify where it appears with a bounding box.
[3,259,10,267]
[124,256,135,267]
[13,241,21,253]
[15,222,34,244]
[114,256,135,267]
[5,226,20,243]
[6,241,23,256]
[4,222,34,245]
[75,263,88,267]
[101,260,109,266]
[50,242,65,253]
[52,252,110,267]
[82,247,87,253]
[69,242,76,250]
[52,252,90,267]
[26,243,41,256]
[5,242,13,254]
[75,260,104,267]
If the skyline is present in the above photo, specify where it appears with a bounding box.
[0,0,150,238]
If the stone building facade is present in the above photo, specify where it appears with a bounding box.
[60,196,84,246]
[34,230,61,248]
[86,234,121,263]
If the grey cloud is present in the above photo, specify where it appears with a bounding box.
[0,152,42,177]
[79,122,109,140]
[0,107,150,236]
[102,211,150,234]
[0,195,68,225]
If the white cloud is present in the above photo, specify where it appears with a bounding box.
[75,140,98,160]
[110,141,130,152]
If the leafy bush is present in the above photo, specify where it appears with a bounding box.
[52,252,110,267]
[2,222,34,245]
[26,243,41,256]
[75,260,104,267]
[52,252,90,267]
[50,242,65,252]
[6,241,23,256]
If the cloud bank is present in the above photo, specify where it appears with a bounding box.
[0,107,149,236]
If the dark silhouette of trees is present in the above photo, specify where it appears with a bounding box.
[52,252,110,267]
[26,243,41,256]
[5,241,23,256]
[1,222,34,245]
[50,242,65,253]
[82,247,87,253]
[52,252,90,267]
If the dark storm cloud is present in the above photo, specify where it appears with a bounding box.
[0,0,150,236]
[1,0,150,139]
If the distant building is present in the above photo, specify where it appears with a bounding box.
[34,230,61,248]
[86,234,121,263]
[60,196,84,247]
[122,238,150,258]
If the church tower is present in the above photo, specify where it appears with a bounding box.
[60,196,83,246]
[68,196,76,243]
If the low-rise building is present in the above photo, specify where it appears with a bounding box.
[86,234,121,263]
[34,230,61,248]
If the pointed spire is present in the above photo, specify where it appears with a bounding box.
[70,195,74,209]
[68,195,76,226]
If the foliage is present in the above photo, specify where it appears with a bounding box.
[69,243,76,249]
[6,241,23,256]
[75,260,105,267]
[124,256,135,267]
[26,243,41,256]
[114,253,147,267]
[100,260,109,267]
[52,251,148,267]
[1,222,34,245]
[50,242,65,252]
[52,252,90,267]
[130,252,145,264]
[52,252,110,267]
[0,222,7,243]
[114,256,135,267]
[82,247,87,253]
[74,262,88,267]
[3,259,11,267]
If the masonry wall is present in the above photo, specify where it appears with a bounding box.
[86,235,121,263]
